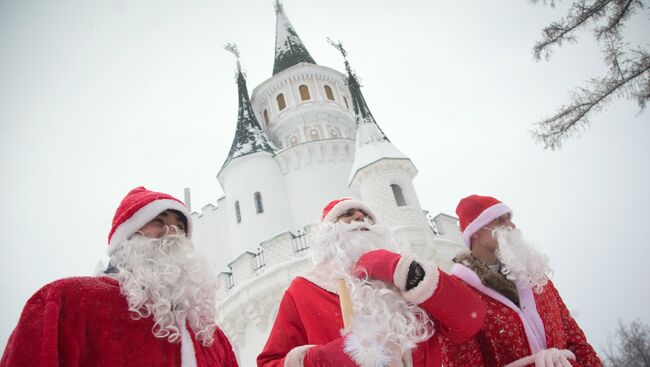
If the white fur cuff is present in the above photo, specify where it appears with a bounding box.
[284,345,315,367]
[344,316,392,367]
[400,260,439,305]
[393,254,416,291]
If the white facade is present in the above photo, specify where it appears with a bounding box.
[218,152,294,255]
[188,6,468,366]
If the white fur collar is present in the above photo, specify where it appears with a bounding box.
[300,263,341,294]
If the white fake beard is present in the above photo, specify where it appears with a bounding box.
[108,234,218,346]
[495,227,552,293]
[312,219,395,277]
[313,220,434,354]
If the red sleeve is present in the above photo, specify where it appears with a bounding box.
[257,291,310,367]
[0,283,77,367]
[418,271,486,343]
[439,334,485,367]
[214,328,239,367]
[257,290,357,367]
[548,282,602,367]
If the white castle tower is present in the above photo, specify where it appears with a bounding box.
[189,3,466,364]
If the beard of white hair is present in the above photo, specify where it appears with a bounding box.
[108,234,218,346]
[494,227,552,293]
[313,220,434,354]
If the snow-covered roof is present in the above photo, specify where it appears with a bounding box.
[348,121,409,184]
[272,1,316,75]
[334,45,411,185]
[221,69,275,171]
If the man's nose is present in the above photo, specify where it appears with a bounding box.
[163,225,183,236]
[351,210,365,221]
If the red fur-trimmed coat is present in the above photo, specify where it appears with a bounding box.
[257,267,486,367]
[439,255,601,367]
[0,276,238,367]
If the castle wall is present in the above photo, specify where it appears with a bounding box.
[218,152,293,255]
[191,199,232,272]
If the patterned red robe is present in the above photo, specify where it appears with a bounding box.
[439,258,601,367]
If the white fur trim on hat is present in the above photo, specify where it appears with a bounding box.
[284,345,315,367]
[108,199,192,254]
[323,199,376,223]
[400,259,440,305]
[462,202,511,247]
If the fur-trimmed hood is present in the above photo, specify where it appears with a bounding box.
[453,253,519,306]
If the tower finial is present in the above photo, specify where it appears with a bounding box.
[224,42,242,73]
[274,0,283,14]
[328,37,389,141]
[221,42,275,170]
[327,38,347,60]
[328,37,355,85]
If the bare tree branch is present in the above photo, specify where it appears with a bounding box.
[603,320,650,367]
[532,52,650,149]
[529,0,648,149]
[534,0,613,61]
[594,0,644,41]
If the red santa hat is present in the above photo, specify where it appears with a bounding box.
[107,186,192,254]
[456,194,512,248]
[321,198,377,223]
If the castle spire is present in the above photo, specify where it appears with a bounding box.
[273,0,316,75]
[328,39,409,185]
[328,38,389,141]
[223,43,275,168]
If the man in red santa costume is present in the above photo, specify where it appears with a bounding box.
[439,194,601,367]
[257,198,486,367]
[1,186,238,367]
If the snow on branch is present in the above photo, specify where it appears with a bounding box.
[532,49,649,149]
[533,0,612,61]
[530,0,649,149]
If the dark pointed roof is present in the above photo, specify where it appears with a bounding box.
[223,44,275,169]
[328,39,389,141]
[273,0,316,75]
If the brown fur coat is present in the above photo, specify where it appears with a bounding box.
[453,253,520,306]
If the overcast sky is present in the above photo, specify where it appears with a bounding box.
[1,0,648,358]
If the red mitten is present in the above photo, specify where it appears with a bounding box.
[353,249,409,289]
[354,250,443,307]
[303,338,359,367]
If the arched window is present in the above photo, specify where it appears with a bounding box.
[235,201,242,223]
[324,85,335,100]
[254,192,264,214]
[263,109,270,127]
[391,184,407,207]
[289,135,299,147]
[277,94,286,111]
[309,129,320,140]
[343,97,349,109]
[330,128,340,138]
[299,85,310,101]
